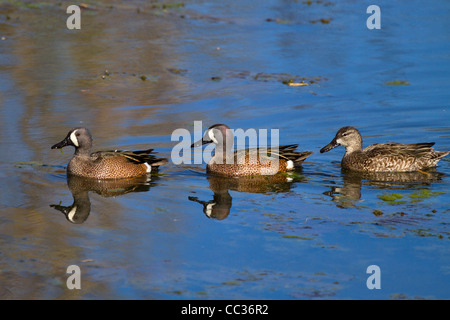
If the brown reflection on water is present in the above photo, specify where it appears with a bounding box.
[51,174,155,224]
[189,173,302,220]
[323,169,445,209]
[0,1,197,299]
[0,205,103,299]
[2,2,195,157]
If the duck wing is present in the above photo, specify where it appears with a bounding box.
[92,149,168,167]
[363,142,436,158]
[248,144,312,165]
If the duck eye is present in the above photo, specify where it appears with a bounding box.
[75,133,80,137]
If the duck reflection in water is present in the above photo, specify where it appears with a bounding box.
[51,174,156,224]
[189,173,304,220]
[324,168,445,208]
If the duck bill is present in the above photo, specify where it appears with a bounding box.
[320,138,339,153]
[191,138,211,148]
[51,136,71,149]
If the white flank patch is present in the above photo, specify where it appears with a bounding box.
[144,162,152,173]
[286,160,294,170]
[208,129,218,144]
[70,130,79,147]
[67,206,78,222]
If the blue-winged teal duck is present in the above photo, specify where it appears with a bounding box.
[320,126,450,172]
[191,124,313,176]
[51,127,168,179]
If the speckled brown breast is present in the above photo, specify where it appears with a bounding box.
[68,155,149,179]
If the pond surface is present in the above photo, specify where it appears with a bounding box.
[0,0,449,299]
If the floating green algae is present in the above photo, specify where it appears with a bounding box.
[409,189,445,199]
[385,80,410,85]
[310,18,332,24]
[378,193,403,202]
[280,171,305,180]
[378,190,444,205]
[14,161,49,167]
[282,235,314,240]
[372,209,383,216]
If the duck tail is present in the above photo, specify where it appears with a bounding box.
[122,149,168,168]
[293,151,314,165]
[433,150,450,161]
[276,145,313,166]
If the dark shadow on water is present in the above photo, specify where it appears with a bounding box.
[323,168,445,209]
[51,174,160,224]
[189,171,305,220]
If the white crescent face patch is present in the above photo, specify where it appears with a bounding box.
[205,202,216,217]
[70,130,79,147]
[208,129,219,144]
[67,206,78,222]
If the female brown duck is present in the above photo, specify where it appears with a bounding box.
[320,126,449,172]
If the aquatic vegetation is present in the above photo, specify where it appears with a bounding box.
[378,193,403,201]
[282,235,314,240]
[385,80,410,85]
[282,79,309,87]
[100,70,158,83]
[265,18,292,24]
[222,71,327,87]
[14,161,49,167]
[167,68,188,76]
[390,293,435,300]
[310,18,332,24]
[222,280,241,286]
[377,190,445,205]
[409,228,442,238]
[150,2,185,10]
[280,171,305,180]
[377,193,405,205]
[372,209,383,216]
[409,189,444,199]
[302,0,335,6]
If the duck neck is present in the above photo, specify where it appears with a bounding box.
[74,146,91,157]
[344,143,362,156]
[213,141,233,164]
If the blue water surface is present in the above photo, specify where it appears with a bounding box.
[0,0,449,299]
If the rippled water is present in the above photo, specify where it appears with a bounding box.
[0,0,449,299]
